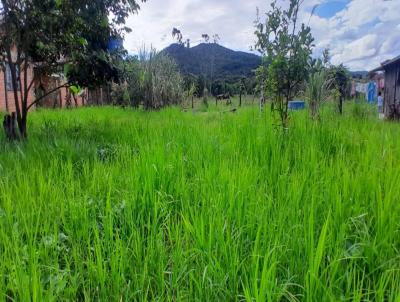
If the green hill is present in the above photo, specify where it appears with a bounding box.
[161,43,261,80]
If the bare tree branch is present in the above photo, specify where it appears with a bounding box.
[27,83,72,111]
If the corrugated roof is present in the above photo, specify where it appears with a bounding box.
[381,55,400,68]
[369,55,400,74]
[369,66,384,74]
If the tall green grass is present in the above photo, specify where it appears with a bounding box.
[0,104,399,301]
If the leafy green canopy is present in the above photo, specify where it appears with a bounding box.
[0,0,145,87]
[0,0,145,138]
[254,0,314,127]
[327,64,351,114]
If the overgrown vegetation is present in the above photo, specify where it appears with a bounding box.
[112,48,184,109]
[305,70,330,120]
[0,106,399,300]
[0,0,397,300]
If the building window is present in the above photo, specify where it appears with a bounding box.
[5,63,20,91]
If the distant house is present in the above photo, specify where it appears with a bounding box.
[370,56,400,117]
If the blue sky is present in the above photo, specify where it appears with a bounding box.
[125,0,400,71]
[315,0,350,18]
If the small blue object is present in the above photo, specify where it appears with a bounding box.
[367,81,376,103]
[288,100,305,110]
[107,39,123,51]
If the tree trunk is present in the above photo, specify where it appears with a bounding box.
[17,113,28,139]
[310,101,319,120]
[6,51,23,135]
[191,95,194,109]
[279,97,289,130]
[66,89,72,108]
[53,92,58,108]
[3,71,9,112]
[3,112,18,140]
[73,94,78,107]
[2,112,26,140]
[339,95,343,115]
[260,92,264,112]
[239,90,242,107]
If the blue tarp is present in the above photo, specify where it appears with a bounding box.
[367,81,376,103]
[288,100,305,110]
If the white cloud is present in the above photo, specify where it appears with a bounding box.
[331,34,378,64]
[125,0,270,53]
[125,0,400,71]
[308,0,400,70]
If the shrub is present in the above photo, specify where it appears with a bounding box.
[112,86,131,107]
[138,48,184,109]
[113,48,184,110]
[305,71,331,120]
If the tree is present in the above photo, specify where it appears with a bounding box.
[322,48,331,66]
[254,0,314,128]
[196,75,206,97]
[201,34,210,43]
[304,49,333,120]
[239,77,245,107]
[111,55,141,108]
[187,82,196,109]
[212,34,220,44]
[0,0,144,139]
[172,28,184,45]
[201,32,220,94]
[327,64,350,115]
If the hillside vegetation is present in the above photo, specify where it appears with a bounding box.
[0,105,399,301]
[161,43,261,80]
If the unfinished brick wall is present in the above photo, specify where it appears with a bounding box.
[1,69,87,112]
[0,66,35,113]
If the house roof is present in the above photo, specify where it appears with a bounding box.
[370,55,400,74]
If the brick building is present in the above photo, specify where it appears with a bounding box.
[0,62,86,113]
[0,62,35,112]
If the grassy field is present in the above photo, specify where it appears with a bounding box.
[0,104,399,301]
